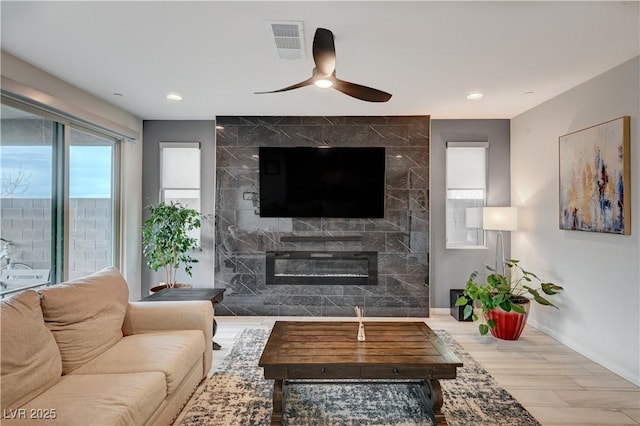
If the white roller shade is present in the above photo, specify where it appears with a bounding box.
[446,146,487,189]
[160,143,200,189]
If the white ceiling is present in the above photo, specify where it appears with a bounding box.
[1,1,638,120]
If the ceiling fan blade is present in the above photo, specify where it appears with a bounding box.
[313,28,336,77]
[332,78,392,103]
[254,77,315,94]
[257,27,391,102]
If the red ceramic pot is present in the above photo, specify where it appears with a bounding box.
[484,299,530,340]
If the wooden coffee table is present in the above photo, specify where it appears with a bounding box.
[258,321,463,426]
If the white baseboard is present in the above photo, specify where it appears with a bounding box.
[527,319,640,387]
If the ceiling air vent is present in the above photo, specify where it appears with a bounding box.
[267,21,305,60]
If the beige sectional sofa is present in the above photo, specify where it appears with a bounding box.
[0,267,213,425]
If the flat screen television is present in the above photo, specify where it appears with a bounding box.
[259,147,385,218]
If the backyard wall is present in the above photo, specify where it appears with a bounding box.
[0,198,112,280]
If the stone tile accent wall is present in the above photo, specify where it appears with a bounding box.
[215,116,430,317]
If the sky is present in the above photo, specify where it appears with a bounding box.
[1,145,112,198]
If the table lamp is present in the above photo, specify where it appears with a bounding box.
[482,207,518,275]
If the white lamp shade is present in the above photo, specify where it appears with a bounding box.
[483,207,518,231]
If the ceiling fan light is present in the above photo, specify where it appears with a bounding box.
[314,79,333,89]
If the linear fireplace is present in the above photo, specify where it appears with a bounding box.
[265,251,378,286]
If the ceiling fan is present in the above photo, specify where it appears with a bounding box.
[255,27,392,103]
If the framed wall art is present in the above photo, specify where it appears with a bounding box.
[559,116,630,234]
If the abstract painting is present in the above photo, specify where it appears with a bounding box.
[559,116,630,234]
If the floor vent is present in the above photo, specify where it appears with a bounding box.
[267,21,305,60]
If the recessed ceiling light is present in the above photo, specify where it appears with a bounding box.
[395,155,403,158]
[215,125,224,130]
[166,93,183,101]
[466,92,483,100]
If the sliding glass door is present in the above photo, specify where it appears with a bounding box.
[0,104,54,293]
[0,102,120,294]
[68,128,118,280]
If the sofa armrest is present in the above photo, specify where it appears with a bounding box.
[123,301,213,375]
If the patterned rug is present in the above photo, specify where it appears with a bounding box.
[177,328,541,426]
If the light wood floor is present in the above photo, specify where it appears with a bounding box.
[209,313,640,426]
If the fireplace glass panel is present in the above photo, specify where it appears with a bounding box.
[266,251,378,285]
[274,257,369,278]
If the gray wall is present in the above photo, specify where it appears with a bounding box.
[215,116,430,317]
[141,120,216,295]
[430,119,511,308]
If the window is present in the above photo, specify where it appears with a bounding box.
[159,142,201,241]
[446,142,488,248]
[0,102,121,295]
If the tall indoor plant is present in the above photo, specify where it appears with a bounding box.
[142,201,202,289]
[456,259,563,340]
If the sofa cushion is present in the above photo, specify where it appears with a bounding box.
[39,267,129,374]
[70,330,205,394]
[2,372,166,426]
[0,290,62,409]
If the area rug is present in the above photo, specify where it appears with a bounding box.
[177,329,541,426]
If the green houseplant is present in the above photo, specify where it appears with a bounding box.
[142,201,202,288]
[456,259,563,339]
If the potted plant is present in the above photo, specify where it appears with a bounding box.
[142,201,202,292]
[455,259,563,340]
